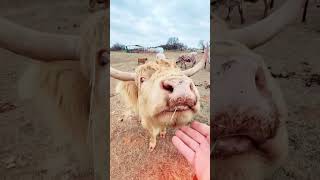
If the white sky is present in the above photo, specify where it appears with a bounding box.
[110,0,210,48]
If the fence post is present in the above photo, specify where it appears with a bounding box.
[88,10,109,180]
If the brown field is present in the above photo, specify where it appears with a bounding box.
[109,51,210,179]
[0,0,318,179]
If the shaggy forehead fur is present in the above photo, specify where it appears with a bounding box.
[134,59,186,86]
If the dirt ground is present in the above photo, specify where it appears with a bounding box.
[0,0,318,180]
[109,51,210,179]
[216,0,320,179]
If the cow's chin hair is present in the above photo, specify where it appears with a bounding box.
[153,110,195,128]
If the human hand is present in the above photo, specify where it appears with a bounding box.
[172,121,210,180]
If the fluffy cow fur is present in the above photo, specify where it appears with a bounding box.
[18,61,92,165]
[116,80,139,115]
[17,12,109,171]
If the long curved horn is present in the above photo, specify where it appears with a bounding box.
[228,0,305,49]
[182,44,209,77]
[0,17,80,61]
[110,67,136,81]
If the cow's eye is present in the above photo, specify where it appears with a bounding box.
[140,77,146,83]
[97,49,109,66]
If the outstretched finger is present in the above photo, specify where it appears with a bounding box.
[180,126,207,144]
[175,130,200,151]
[172,136,195,164]
[191,121,210,138]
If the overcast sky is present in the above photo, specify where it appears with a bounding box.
[110,0,210,48]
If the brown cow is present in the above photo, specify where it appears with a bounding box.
[138,57,148,65]
[113,47,209,151]
[176,54,197,69]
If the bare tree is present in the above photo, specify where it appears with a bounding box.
[198,40,205,52]
[111,43,126,51]
[167,37,179,45]
[162,37,187,51]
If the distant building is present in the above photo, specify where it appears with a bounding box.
[125,45,145,53]
[125,45,166,53]
[147,47,164,53]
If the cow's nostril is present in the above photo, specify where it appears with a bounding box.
[190,83,194,91]
[255,67,269,96]
[162,81,174,93]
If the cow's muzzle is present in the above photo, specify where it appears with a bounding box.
[212,56,280,158]
[161,78,197,111]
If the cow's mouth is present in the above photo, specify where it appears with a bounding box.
[155,105,193,118]
[156,105,194,117]
[155,104,197,128]
[156,105,194,118]
[214,135,264,158]
[162,104,199,115]
[213,109,280,159]
[168,105,192,112]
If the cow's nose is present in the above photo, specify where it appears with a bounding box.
[161,79,197,107]
[213,58,271,111]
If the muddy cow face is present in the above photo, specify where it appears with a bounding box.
[212,42,288,180]
[135,59,201,127]
[211,0,305,178]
